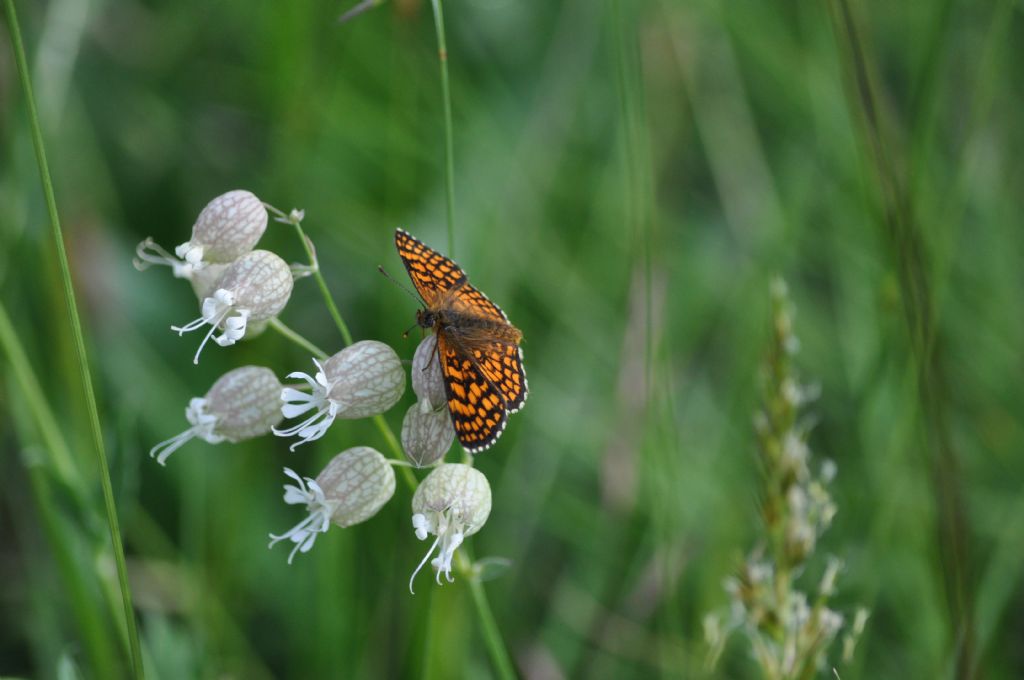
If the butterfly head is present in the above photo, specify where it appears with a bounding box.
[416,308,438,330]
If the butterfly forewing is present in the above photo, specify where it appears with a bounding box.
[395,229,466,303]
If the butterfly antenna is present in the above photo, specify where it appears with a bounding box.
[378,264,421,301]
[377,265,423,304]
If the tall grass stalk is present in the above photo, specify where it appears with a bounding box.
[429,0,457,256]
[825,1,974,675]
[2,1,144,676]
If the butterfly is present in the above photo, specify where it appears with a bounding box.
[394,229,527,453]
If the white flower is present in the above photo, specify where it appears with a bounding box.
[134,237,198,279]
[273,341,405,450]
[149,366,283,464]
[171,250,293,364]
[408,464,491,593]
[269,447,396,563]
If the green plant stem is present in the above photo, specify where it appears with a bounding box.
[459,551,516,680]
[268,284,417,491]
[2,2,144,677]
[291,221,355,346]
[269,317,329,360]
[429,0,456,256]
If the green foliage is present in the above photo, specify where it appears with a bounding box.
[2,0,1022,677]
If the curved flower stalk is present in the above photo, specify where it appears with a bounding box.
[149,366,283,465]
[409,464,491,593]
[273,341,405,450]
[171,249,293,364]
[269,447,396,563]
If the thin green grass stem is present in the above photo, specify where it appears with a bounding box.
[429,0,457,256]
[458,551,517,680]
[269,317,329,360]
[292,221,355,346]
[2,1,144,676]
[826,0,974,675]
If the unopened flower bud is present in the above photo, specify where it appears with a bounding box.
[412,335,446,411]
[171,250,293,364]
[149,366,283,465]
[401,402,455,467]
[175,190,268,266]
[269,447,396,563]
[274,341,406,450]
[409,464,491,592]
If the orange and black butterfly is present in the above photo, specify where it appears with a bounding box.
[394,229,527,453]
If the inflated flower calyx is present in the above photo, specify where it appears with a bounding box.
[269,447,397,563]
[171,249,293,364]
[188,262,230,300]
[409,464,492,592]
[401,402,455,467]
[149,366,284,465]
[274,341,406,450]
[412,335,446,412]
[175,190,268,267]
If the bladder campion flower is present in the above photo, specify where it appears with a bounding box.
[409,463,491,592]
[149,366,284,465]
[274,340,405,450]
[269,447,396,563]
[171,249,293,364]
[175,190,268,267]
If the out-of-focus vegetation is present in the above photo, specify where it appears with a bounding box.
[2,0,1022,677]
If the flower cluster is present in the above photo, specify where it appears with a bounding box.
[704,279,867,678]
[140,191,487,590]
[136,190,292,362]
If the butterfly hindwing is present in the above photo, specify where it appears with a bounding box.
[437,335,509,452]
[470,341,527,413]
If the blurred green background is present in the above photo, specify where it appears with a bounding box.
[2,0,1022,677]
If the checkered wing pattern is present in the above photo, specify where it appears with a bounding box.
[452,284,510,323]
[395,229,466,304]
[437,335,510,452]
